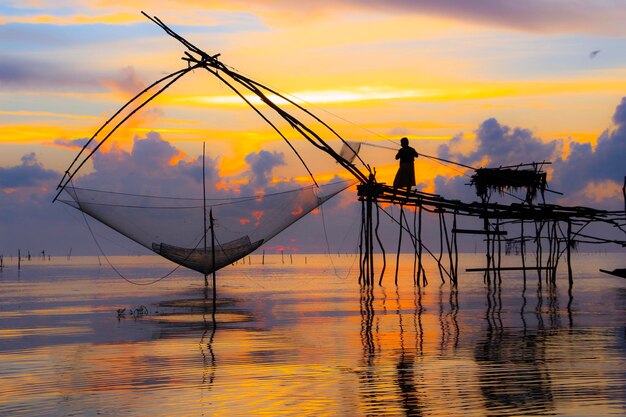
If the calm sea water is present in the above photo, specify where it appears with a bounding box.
[0,253,624,416]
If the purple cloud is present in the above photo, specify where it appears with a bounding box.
[223,0,626,34]
[0,153,58,188]
[435,98,626,209]
[53,137,93,150]
[243,150,285,190]
[551,97,626,197]
[0,55,100,91]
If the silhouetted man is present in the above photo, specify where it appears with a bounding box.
[393,137,419,194]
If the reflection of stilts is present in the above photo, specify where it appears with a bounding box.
[394,286,423,416]
[358,286,386,415]
[438,282,460,353]
[199,289,217,413]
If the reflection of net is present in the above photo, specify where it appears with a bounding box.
[60,180,352,274]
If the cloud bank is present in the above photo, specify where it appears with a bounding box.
[435,98,626,209]
[0,153,57,188]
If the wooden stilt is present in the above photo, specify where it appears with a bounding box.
[210,209,217,320]
[496,216,502,285]
[567,220,573,289]
[535,221,543,291]
[375,203,387,286]
[358,200,365,285]
[441,211,455,285]
[484,215,491,285]
[437,211,445,283]
[453,211,459,285]
[520,219,527,284]
[395,205,404,286]
[417,207,425,287]
[368,193,375,286]
[412,207,418,285]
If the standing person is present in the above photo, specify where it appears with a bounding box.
[393,137,419,193]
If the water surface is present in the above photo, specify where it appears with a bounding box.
[0,253,624,416]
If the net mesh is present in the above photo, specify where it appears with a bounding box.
[60,180,352,274]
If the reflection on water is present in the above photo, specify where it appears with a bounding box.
[0,254,624,416]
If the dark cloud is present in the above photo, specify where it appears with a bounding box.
[436,98,626,209]
[440,118,559,169]
[435,118,559,203]
[78,132,212,197]
[244,150,285,189]
[551,97,626,194]
[0,153,58,188]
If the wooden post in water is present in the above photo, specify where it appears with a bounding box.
[483,214,491,285]
[623,176,625,213]
[437,211,445,283]
[210,209,217,321]
[18,249,21,270]
[412,207,417,285]
[395,205,404,286]
[441,211,455,285]
[358,200,365,285]
[367,188,374,286]
[453,211,459,284]
[262,250,265,265]
[376,202,387,286]
[567,220,573,288]
[417,207,424,286]
[520,220,527,284]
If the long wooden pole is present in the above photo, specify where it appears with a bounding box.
[375,203,387,286]
[210,209,217,320]
[395,205,404,286]
[417,207,425,286]
[203,142,208,288]
[623,176,625,213]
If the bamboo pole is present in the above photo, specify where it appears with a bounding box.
[441,211,455,285]
[453,211,459,284]
[437,211,445,283]
[417,207,424,287]
[413,208,418,286]
[375,203,387,286]
[210,209,217,320]
[395,205,404,286]
[520,220,527,284]
[567,220,573,288]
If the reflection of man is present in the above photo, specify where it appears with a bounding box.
[393,137,419,192]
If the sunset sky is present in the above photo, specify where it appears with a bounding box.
[2,1,626,255]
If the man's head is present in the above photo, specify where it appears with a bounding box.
[400,137,409,147]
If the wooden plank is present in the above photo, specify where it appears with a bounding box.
[466,266,551,272]
[452,228,507,236]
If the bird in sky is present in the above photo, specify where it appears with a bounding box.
[589,49,601,59]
